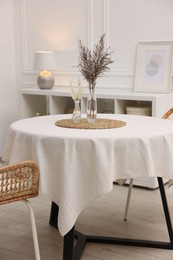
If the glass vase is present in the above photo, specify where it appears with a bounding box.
[87,87,97,123]
[72,99,81,123]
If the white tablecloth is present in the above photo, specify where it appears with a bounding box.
[2,114,173,236]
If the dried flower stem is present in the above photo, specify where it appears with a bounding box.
[70,78,83,100]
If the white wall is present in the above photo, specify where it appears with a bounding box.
[0,1,18,156]
[20,0,173,89]
[1,0,173,155]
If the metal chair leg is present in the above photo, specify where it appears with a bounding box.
[124,178,134,221]
[24,200,41,260]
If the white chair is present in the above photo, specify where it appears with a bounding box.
[124,108,173,221]
[0,160,41,260]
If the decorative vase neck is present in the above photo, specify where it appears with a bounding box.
[87,87,97,123]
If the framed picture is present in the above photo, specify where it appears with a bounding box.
[134,41,173,92]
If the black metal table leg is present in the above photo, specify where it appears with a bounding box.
[158,177,173,243]
[70,178,173,254]
[49,178,173,260]
[49,201,59,228]
[63,226,75,260]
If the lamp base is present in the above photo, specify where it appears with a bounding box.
[37,71,54,89]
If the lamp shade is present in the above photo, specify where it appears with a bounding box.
[33,51,57,71]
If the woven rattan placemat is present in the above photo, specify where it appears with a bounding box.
[55,118,126,129]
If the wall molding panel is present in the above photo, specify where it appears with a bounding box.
[19,0,173,89]
[103,0,109,48]
[20,0,92,76]
[20,0,29,73]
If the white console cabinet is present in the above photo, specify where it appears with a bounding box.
[20,87,173,118]
[20,87,173,188]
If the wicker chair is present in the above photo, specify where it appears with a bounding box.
[124,108,173,221]
[0,160,40,260]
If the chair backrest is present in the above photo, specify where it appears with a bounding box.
[162,108,173,119]
[0,161,39,205]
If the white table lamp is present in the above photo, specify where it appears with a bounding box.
[33,51,57,89]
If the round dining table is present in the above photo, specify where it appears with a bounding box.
[2,113,173,259]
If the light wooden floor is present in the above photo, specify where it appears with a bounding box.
[0,183,173,259]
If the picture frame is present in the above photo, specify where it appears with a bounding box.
[134,41,173,93]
